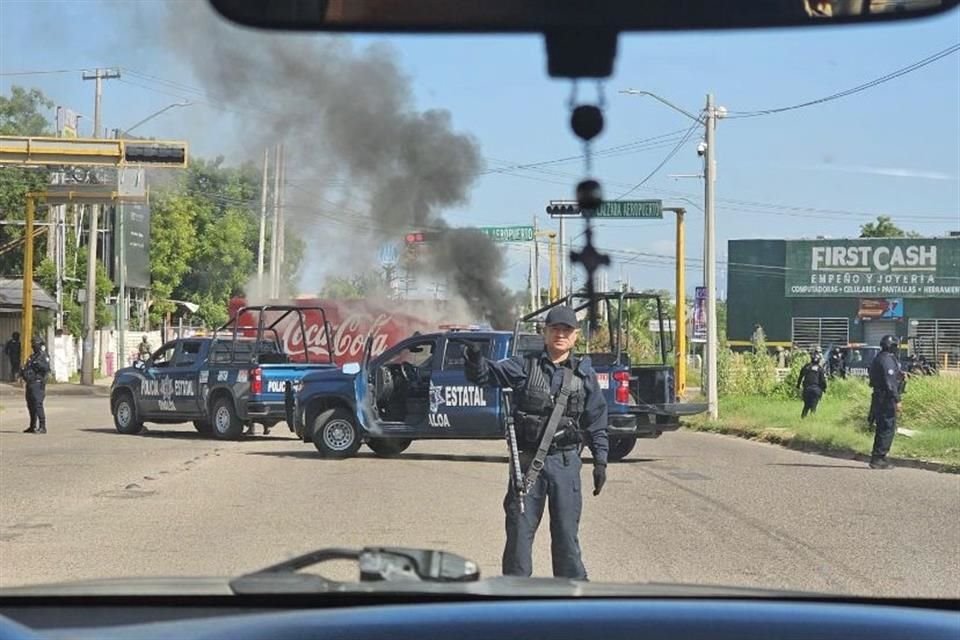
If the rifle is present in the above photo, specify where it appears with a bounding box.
[501,389,526,514]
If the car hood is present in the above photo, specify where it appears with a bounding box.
[0,575,818,599]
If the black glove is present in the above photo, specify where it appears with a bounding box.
[592,464,606,496]
[462,343,483,365]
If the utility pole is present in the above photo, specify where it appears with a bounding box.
[533,229,541,308]
[664,207,687,399]
[82,69,120,138]
[703,93,721,420]
[558,217,565,298]
[529,216,538,310]
[277,148,286,298]
[269,143,282,299]
[257,148,269,293]
[80,68,118,385]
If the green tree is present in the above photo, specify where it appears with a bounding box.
[146,157,304,327]
[0,87,54,135]
[148,191,199,324]
[35,246,114,336]
[859,215,920,238]
[0,86,54,276]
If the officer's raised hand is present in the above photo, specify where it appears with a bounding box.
[462,341,484,381]
[463,341,483,365]
[592,463,606,496]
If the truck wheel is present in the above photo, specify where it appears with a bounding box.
[608,436,638,462]
[367,438,411,458]
[112,392,144,435]
[211,396,243,440]
[193,420,213,435]
[312,408,361,459]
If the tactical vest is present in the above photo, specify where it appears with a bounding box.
[801,363,822,389]
[23,354,49,385]
[514,355,585,449]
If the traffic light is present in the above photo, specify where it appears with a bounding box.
[545,202,582,217]
[404,230,443,244]
[123,141,188,167]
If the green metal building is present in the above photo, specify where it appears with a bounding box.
[727,235,960,368]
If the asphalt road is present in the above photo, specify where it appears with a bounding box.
[1,395,958,597]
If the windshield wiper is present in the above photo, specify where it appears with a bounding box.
[229,547,480,594]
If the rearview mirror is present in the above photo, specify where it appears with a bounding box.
[210,0,957,32]
[342,362,361,375]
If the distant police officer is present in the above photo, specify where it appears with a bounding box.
[868,335,902,470]
[797,350,828,419]
[4,331,21,382]
[21,336,51,434]
[828,347,846,379]
[464,305,608,580]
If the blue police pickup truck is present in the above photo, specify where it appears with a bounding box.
[110,305,335,439]
[293,292,707,461]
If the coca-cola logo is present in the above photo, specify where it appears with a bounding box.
[278,312,396,361]
[230,299,436,365]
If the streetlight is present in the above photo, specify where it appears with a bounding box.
[620,89,725,420]
[118,100,191,138]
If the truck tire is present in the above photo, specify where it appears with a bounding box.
[312,408,361,459]
[112,391,144,435]
[193,420,213,435]
[211,396,243,440]
[367,438,412,458]
[608,436,638,462]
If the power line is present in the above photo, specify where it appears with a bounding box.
[0,68,88,77]
[614,120,702,200]
[728,42,960,118]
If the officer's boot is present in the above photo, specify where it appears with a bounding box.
[35,420,46,434]
[869,457,893,470]
[23,425,36,433]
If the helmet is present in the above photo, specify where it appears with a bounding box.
[811,351,822,364]
[31,336,44,349]
[880,335,898,353]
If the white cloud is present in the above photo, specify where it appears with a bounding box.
[809,164,956,181]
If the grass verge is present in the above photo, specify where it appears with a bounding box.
[688,376,960,472]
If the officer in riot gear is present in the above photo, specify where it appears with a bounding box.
[868,335,902,470]
[797,350,828,418]
[828,347,846,379]
[21,336,51,434]
[464,305,608,580]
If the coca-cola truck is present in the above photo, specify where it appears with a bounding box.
[228,297,443,365]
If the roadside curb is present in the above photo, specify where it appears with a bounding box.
[682,422,959,474]
[0,383,112,398]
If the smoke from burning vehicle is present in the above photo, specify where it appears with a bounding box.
[145,2,515,327]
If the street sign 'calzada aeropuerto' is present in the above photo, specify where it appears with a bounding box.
[228,298,441,365]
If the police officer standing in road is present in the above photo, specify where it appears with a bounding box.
[868,335,902,470]
[21,336,51,434]
[797,350,828,419]
[464,305,608,580]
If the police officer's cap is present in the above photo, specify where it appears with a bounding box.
[544,305,578,328]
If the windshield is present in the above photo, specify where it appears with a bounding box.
[1,0,958,602]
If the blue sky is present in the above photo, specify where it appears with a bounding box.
[1,0,958,297]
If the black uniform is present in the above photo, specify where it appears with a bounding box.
[21,342,50,434]
[4,335,21,382]
[868,350,901,464]
[828,349,846,378]
[466,349,608,579]
[797,359,827,418]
